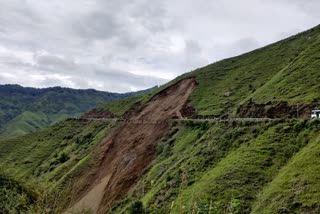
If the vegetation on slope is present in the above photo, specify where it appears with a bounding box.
[0,84,151,137]
[246,35,320,104]
[2,118,320,213]
[0,174,37,213]
[1,25,320,213]
[252,129,320,214]
[186,26,320,116]
[93,25,320,118]
[109,119,320,214]
[0,118,116,213]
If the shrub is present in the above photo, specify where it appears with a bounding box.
[58,153,69,163]
[129,200,144,214]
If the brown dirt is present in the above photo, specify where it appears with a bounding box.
[66,78,197,214]
[81,110,117,119]
[237,100,320,119]
[179,99,197,118]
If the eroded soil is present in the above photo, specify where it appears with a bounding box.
[237,100,320,119]
[67,78,197,214]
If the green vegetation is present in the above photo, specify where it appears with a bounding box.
[0,85,151,137]
[0,118,116,212]
[93,94,147,117]
[93,25,320,117]
[3,118,320,213]
[1,25,320,213]
[0,174,37,213]
[0,111,53,137]
[187,26,320,115]
[247,35,320,103]
[110,119,320,214]
[252,121,320,214]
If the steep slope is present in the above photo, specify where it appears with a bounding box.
[245,36,320,103]
[109,119,320,214]
[252,131,320,214]
[0,85,153,137]
[0,174,37,213]
[67,78,197,213]
[237,34,320,118]
[92,25,320,119]
[188,26,320,117]
[0,119,116,213]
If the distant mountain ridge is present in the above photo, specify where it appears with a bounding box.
[0,84,155,137]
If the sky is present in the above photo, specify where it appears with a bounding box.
[0,0,319,93]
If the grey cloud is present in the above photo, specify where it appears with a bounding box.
[35,55,77,73]
[71,12,120,40]
[0,0,319,92]
[209,37,260,61]
[183,40,207,68]
[16,52,167,92]
[277,0,320,17]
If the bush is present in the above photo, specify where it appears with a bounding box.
[129,200,144,214]
[58,153,69,163]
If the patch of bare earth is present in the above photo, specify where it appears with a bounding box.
[237,100,320,118]
[66,78,197,214]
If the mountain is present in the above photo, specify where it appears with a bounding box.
[0,84,155,137]
[92,24,320,119]
[1,24,320,214]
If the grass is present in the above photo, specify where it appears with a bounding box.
[247,36,320,103]
[109,119,320,214]
[0,173,37,213]
[0,111,52,137]
[0,85,149,137]
[91,25,320,118]
[252,121,320,214]
[0,118,117,212]
[93,94,147,117]
[2,24,320,213]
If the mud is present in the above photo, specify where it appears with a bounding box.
[66,78,197,214]
[237,100,320,119]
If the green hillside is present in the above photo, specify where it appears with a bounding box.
[0,118,116,213]
[1,25,320,214]
[94,25,320,118]
[2,119,320,213]
[109,119,320,214]
[247,36,320,103]
[0,85,152,137]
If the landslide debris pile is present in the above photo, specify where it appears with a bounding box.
[67,78,197,213]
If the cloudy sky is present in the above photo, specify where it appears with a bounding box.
[0,0,319,92]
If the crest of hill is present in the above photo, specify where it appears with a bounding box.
[92,24,320,119]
